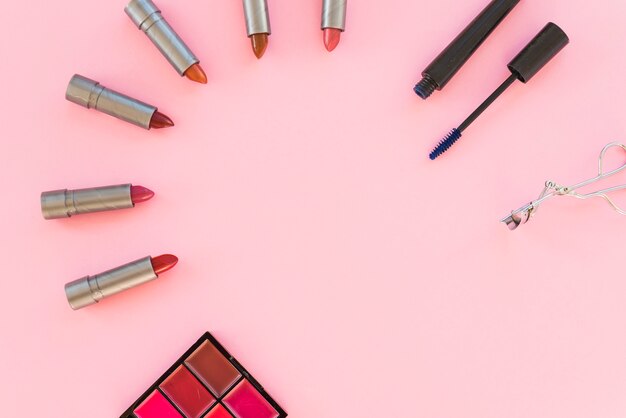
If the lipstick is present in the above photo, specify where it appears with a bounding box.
[65,254,178,310]
[242,0,271,58]
[321,0,347,52]
[41,184,154,220]
[125,0,207,84]
[66,74,173,130]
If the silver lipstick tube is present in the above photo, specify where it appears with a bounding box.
[125,0,199,76]
[243,0,271,36]
[65,257,158,310]
[66,74,157,129]
[41,184,133,220]
[322,0,347,31]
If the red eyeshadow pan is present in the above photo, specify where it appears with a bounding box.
[205,405,234,418]
[160,366,216,418]
[134,391,182,418]
[224,380,279,418]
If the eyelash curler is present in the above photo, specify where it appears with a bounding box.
[502,142,626,230]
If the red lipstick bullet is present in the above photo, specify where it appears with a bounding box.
[151,254,179,275]
[149,111,175,129]
[65,254,179,310]
[130,185,156,204]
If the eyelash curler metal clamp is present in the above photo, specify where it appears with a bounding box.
[502,142,626,230]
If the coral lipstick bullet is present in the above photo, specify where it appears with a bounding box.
[323,28,341,52]
[184,63,208,85]
[41,183,154,220]
[243,0,271,58]
[65,254,179,310]
[321,0,347,51]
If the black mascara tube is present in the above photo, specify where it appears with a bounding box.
[414,0,521,99]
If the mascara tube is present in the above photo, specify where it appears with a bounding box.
[414,0,521,99]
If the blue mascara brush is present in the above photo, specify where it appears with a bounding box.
[429,23,569,160]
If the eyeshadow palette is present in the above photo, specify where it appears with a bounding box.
[121,333,287,418]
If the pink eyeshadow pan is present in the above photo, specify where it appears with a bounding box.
[223,380,279,418]
[205,405,234,418]
[134,391,182,418]
[160,366,216,418]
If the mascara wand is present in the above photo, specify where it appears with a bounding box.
[429,23,569,160]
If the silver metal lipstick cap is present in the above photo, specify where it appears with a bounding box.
[243,0,271,36]
[125,0,199,76]
[322,0,347,30]
[41,184,133,220]
[66,74,157,129]
[65,256,158,310]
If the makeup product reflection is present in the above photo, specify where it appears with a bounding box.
[414,0,520,100]
[502,142,626,230]
[41,184,154,220]
[243,0,271,58]
[66,74,174,130]
[121,332,287,418]
[429,23,569,160]
[64,255,178,310]
[321,0,347,52]
[125,0,207,84]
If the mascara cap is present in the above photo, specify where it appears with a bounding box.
[508,22,569,83]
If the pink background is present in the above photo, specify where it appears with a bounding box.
[2,0,626,417]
